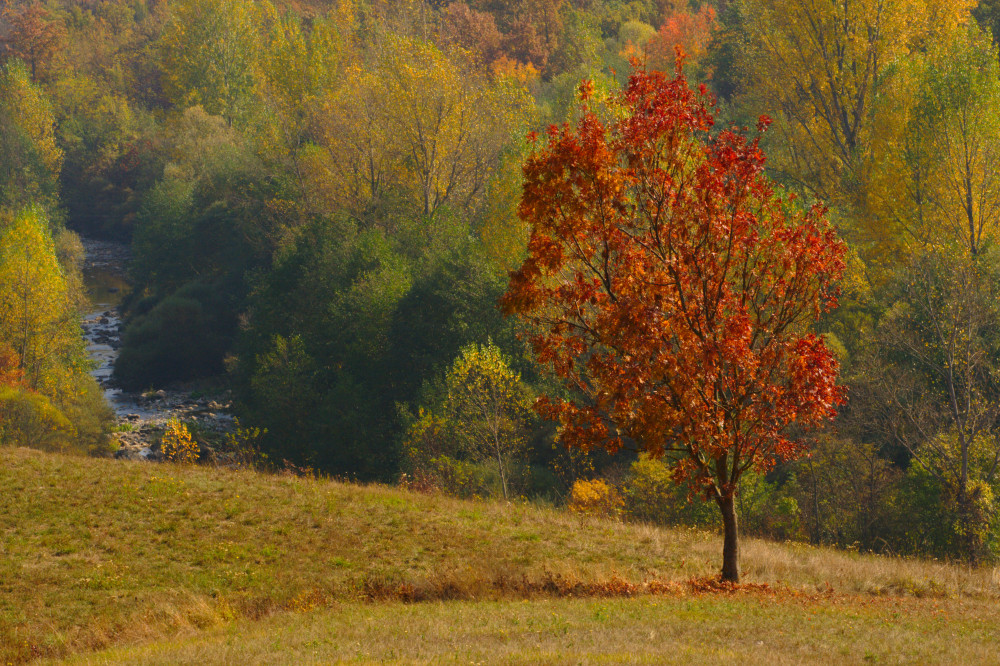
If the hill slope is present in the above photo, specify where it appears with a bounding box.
[1,446,998,663]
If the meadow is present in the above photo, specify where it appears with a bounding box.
[2,446,999,663]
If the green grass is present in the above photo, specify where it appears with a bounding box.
[2,445,999,663]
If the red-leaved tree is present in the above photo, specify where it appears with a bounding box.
[501,64,846,582]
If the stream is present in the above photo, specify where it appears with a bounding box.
[79,238,235,460]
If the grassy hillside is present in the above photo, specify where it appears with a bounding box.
[2,446,999,663]
[71,596,1000,665]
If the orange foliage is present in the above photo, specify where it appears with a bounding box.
[0,344,23,389]
[504,66,844,486]
[645,5,717,72]
[438,1,503,64]
[492,55,540,88]
[1,1,67,81]
[502,64,845,581]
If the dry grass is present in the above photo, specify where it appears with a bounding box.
[2,445,999,663]
[66,595,1000,665]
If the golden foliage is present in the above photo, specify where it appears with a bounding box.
[738,0,975,205]
[491,55,540,88]
[403,343,531,500]
[308,34,533,220]
[477,148,531,271]
[567,479,624,520]
[0,206,77,394]
[161,419,199,464]
[445,342,530,500]
[867,28,1000,262]
[0,59,63,179]
[158,0,269,123]
[0,386,75,450]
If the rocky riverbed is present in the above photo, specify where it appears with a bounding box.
[80,238,236,462]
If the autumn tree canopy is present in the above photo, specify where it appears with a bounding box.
[502,65,846,582]
[738,0,975,204]
[0,59,62,212]
[444,341,530,500]
[1,1,67,82]
[158,0,269,124]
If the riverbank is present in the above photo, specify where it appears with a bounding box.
[79,238,236,461]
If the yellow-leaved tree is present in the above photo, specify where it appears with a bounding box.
[0,206,77,391]
[738,0,974,208]
[253,13,345,220]
[158,0,271,125]
[258,14,342,154]
[306,34,534,223]
[444,342,531,500]
[858,30,1000,563]
[403,341,531,500]
[899,28,1000,258]
[0,206,109,451]
[0,59,63,212]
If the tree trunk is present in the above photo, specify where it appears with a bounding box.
[495,444,508,500]
[956,489,980,566]
[717,493,740,583]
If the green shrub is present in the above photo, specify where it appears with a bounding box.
[738,471,804,541]
[115,282,234,389]
[221,418,268,470]
[621,454,803,539]
[417,455,503,499]
[888,463,999,563]
[622,453,714,528]
[402,409,510,498]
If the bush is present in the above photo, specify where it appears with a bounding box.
[0,387,76,451]
[405,455,504,499]
[160,419,199,463]
[621,454,803,539]
[57,377,116,455]
[622,454,714,527]
[567,479,623,519]
[401,413,507,498]
[115,282,234,389]
[221,418,268,470]
[888,464,999,562]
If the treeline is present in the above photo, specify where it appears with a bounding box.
[5,0,1000,563]
[734,0,1000,564]
[0,53,112,452]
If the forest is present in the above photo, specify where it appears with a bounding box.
[3,0,1000,570]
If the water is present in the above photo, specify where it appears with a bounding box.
[78,238,236,443]
[82,264,129,310]
[79,239,141,416]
